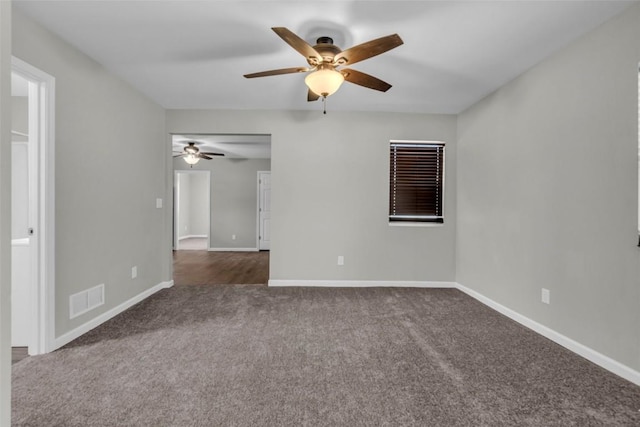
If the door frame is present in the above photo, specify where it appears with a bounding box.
[11,56,56,355]
[173,170,211,250]
[257,171,271,250]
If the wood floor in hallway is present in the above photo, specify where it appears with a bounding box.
[173,250,269,285]
[12,347,28,365]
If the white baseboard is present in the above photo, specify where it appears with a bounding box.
[455,282,640,386]
[268,280,457,288]
[52,280,174,350]
[209,247,258,252]
[178,235,207,240]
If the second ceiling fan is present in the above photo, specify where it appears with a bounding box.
[244,27,403,105]
[173,142,224,167]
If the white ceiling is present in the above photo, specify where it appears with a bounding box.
[15,0,636,114]
[172,134,271,159]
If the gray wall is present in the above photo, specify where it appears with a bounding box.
[167,110,457,281]
[0,1,12,423]
[13,9,169,337]
[174,157,271,249]
[457,4,640,371]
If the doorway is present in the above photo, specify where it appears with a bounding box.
[171,133,271,285]
[11,57,55,355]
[174,170,211,251]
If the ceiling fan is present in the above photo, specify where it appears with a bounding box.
[244,27,403,111]
[173,142,224,167]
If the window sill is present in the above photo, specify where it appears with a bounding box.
[389,222,444,228]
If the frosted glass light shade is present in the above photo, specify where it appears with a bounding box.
[305,69,344,97]
[184,154,200,165]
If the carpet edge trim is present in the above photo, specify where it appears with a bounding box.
[456,282,640,386]
[51,280,174,351]
[268,280,457,288]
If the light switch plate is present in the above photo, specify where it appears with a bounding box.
[541,288,550,304]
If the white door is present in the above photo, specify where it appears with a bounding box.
[258,171,271,250]
[11,141,31,347]
[11,58,56,355]
[12,71,39,350]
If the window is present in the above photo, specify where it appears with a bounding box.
[389,140,445,224]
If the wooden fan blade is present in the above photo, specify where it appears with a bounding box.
[272,27,323,64]
[342,68,392,92]
[244,67,309,78]
[199,154,213,160]
[334,34,403,66]
[173,153,185,157]
[307,89,320,102]
[200,152,225,156]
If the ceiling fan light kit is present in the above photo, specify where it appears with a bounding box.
[183,154,200,166]
[244,27,403,113]
[305,67,344,98]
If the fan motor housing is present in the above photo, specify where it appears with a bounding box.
[312,36,342,64]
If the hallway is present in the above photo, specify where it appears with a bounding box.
[173,251,269,285]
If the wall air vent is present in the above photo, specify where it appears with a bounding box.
[69,284,105,319]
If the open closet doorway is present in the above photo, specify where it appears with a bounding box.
[11,57,55,357]
[174,170,211,251]
[171,134,271,285]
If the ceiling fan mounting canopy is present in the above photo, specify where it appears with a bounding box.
[309,36,342,65]
[184,142,199,154]
[244,27,403,102]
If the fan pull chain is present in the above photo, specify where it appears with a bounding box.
[323,96,327,115]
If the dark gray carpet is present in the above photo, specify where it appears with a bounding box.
[12,286,640,426]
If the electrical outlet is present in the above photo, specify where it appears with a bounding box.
[337,256,344,266]
[541,288,550,304]
[131,266,137,279]
[156,198,163,209]
[232,234,236,240]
